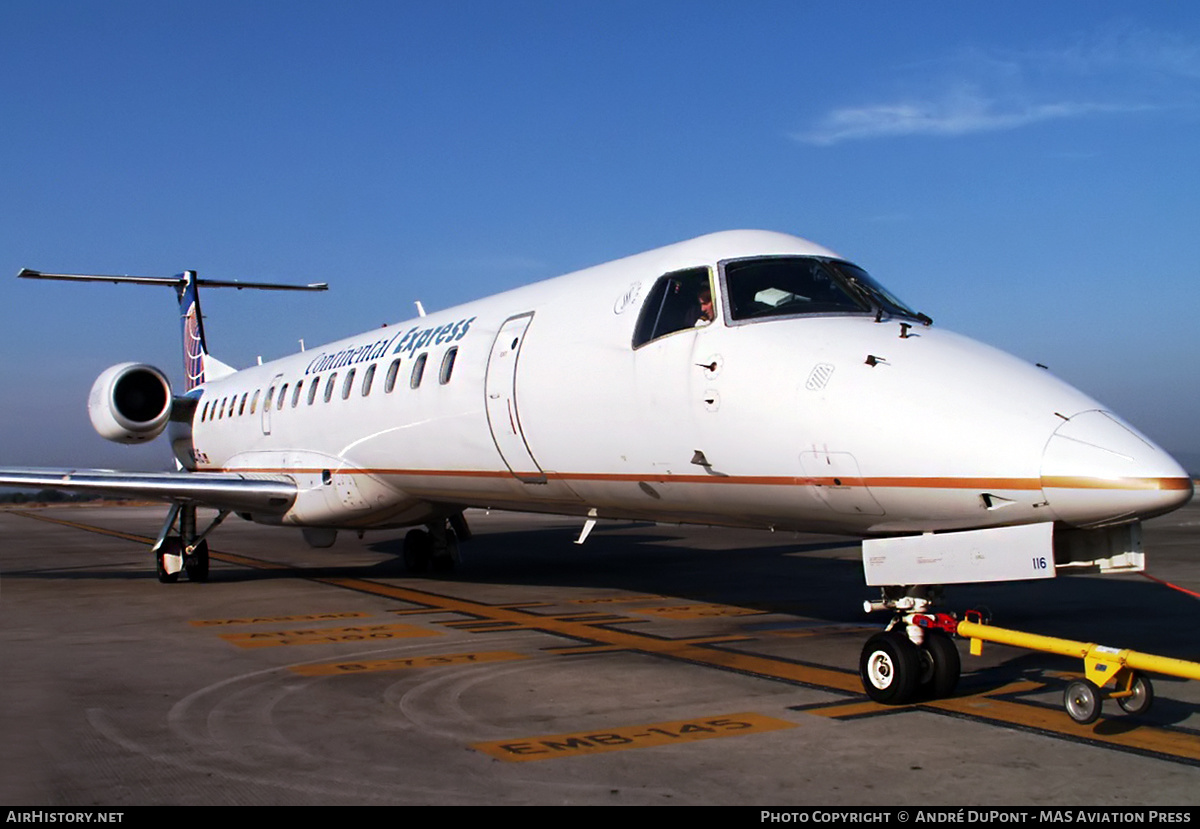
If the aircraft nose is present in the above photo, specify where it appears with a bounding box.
[1040,409,1193,528]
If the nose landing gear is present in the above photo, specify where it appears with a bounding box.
[860,586,961,705]
[862,589,1194,724]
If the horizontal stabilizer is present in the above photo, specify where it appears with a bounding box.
[18,267,328,391]
[0,468,296,515]
[17,269,328,292]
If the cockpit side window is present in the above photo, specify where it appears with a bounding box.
[632,267,714,348]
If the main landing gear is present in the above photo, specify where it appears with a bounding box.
[860,586,961,705]
[402,513,469,575]
[152,503,229,583]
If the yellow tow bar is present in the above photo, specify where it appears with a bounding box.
[954,612,1200,724]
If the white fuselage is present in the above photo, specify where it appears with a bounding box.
[177,231,1192,536]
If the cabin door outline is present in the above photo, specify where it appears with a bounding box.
[484,313,546,483]
[262,373,284,436]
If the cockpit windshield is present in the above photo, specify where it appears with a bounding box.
[721,257,924,324]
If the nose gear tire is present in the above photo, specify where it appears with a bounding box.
[860,631,920,704]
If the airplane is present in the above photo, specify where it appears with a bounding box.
[2,230,1192,706]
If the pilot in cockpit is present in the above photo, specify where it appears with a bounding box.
[693,287,714,326]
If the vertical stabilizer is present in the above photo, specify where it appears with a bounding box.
[177,271,208,391]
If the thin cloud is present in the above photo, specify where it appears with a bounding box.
[797,88,1142,145]
[795,25,1192,146]
[1027,23,1200,81]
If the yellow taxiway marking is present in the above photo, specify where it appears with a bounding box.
[314,576,866,693]
[927,692,1200,763]
[803,681,1044,719]
[219,623,439,648]
[473,712,796,762]
[290,650,528,676]
[804,700,893,719]
[18,509,1200,767]
[191,611,369,627]
[11,510,164,546]
[766,624,879,639]
[628,603,766,619]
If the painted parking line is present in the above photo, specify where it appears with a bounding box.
[473,712,796,762]
[191,611,369,627]
[797,680,1200,765]
[219,623,439,648]
[764,624,879,639]
[290,650,528,676]
[628,603,767,620]
[18,508,1200,767]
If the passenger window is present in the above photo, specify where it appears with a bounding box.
[632,267,714,347]
[238,392,248,415]
[278,383,288,410]
[250,390,260,414]
[307,379,320,405]
[292,381,303,408]
[410,353,427,388]
[218,397,227,419]
[439,347,458,385]
[201,401,210,422]
[264,386,276,411]
[325,373,337,402]
[362,364,375,396]
[385,359,401,393]
[342,368,356,400]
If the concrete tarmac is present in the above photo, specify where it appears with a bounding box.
[1,500,1198,806]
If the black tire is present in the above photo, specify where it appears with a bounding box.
[860,631,920,705]
[1116,672,1154,716]
[431,529,458,573]
[156,538,181,584]
[917,629,961,700]
[403,529,432,574]
[185,539,210,583]
[1064,679,1102,725]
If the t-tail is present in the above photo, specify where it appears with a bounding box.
[16,268,328,391]
[178,271,210,390]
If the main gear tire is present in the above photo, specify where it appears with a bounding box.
[156,537,182,584]
[403,529,433,574]
[185,539,210,583]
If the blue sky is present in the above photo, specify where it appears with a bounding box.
[1,1,1198,472]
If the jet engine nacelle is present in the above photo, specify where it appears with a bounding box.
[88,362,173,444]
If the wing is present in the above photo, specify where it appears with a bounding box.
[0,468,296,515]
